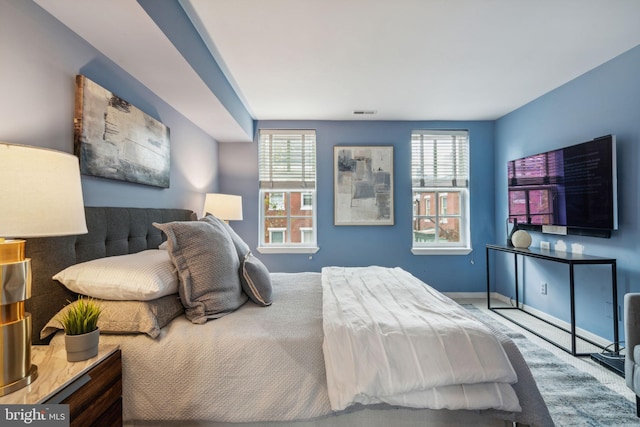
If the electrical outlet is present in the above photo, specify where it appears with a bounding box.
[540,282,547,295]
[540,241,550,250]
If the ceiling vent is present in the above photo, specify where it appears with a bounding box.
[352,110,377,116]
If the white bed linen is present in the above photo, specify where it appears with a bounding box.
[321,266,520,412]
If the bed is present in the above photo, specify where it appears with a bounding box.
[25,207,554,427]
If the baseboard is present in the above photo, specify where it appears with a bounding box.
[444,292,513,305]
[443,291,489,300]
[445,291,612,349]
[513,300,612,349]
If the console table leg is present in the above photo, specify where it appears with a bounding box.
[513,253,519,308]
[612,261,619,353]
[486,246,491,309]
[570,265,577,356]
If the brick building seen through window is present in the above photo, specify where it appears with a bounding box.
[413,191,462,243]
[263,191,314,244]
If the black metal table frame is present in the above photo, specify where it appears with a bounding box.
[485,244,618,357]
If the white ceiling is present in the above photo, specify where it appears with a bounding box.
[35,0,640,141]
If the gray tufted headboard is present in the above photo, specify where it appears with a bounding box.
[25,207,197,344]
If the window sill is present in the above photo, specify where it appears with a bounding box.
[257,246,320,255]
[411,247,472,256]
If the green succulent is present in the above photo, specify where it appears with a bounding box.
[59,296,102,336]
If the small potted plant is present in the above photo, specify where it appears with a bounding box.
[59,296,102,362]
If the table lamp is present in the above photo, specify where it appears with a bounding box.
[0,143,87,396]
[203,193,243,223]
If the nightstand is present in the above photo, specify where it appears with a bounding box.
[0,344,122,426]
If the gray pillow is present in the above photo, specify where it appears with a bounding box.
[200,215,250,263]
[153,220,248,324]
[240,252,272,307]
[41,294,184,339]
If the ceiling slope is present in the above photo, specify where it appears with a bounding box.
[34,0,253,142]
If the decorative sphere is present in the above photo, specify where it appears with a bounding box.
[511,230,532,248]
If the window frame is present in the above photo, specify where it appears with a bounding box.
[411,130,471,255]
[257,129,318,254]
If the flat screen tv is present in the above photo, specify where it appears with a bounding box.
[507,135,617,238]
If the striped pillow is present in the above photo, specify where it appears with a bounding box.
[240,252,272,307]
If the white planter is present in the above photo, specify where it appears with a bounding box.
[65,328,100,362]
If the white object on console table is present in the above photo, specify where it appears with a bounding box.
[554,240,567,252]
[511,230,532,248]
[0,344,118,405]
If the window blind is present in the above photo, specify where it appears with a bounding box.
[259,129,316,189]
[411,130,469,188]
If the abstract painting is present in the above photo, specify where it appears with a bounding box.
[74,75,170,188]
[334,146,394,225]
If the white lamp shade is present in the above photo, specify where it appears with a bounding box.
[0,143,87,237]
[203,193,243,221]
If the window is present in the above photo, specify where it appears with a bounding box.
[411,130,470,254]
[507,153,555,225]
[439,193,448,224]
[268,192,285,210]
[300,227,313,243]
[258,129,318,254]
[301,192,313,210]
[439,193,448,215]
[508,188,554,225]
[268,228,286,244]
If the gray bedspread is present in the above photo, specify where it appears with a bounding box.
[50,272,552,426]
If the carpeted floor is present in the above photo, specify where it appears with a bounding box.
[464,305,638,427]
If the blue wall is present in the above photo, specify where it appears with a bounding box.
[0,0,219,213]
[220,120,496,293]
[494,44,640,342]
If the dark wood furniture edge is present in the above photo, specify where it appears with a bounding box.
[61,349,122,427]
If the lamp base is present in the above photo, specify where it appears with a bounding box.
[0,364,37,397]
[0,249,36,396]
[0,312,36,396]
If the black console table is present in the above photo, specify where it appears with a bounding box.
[485,244,619,358]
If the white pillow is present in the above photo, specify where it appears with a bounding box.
[53,250,179,301]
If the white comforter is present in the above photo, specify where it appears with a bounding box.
[321,266,521,412]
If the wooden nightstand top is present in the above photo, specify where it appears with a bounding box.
[0,343,119,405]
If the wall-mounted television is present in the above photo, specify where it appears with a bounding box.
[507,135,617,238]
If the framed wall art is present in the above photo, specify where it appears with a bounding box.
[74,75,171,188]
[334,145,394,225]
